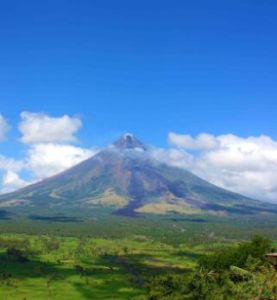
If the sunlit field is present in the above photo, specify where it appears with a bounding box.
[0,214,277,299]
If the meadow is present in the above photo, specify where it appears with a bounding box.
[0,213,277,299]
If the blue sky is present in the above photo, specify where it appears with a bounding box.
[0,1,277,201]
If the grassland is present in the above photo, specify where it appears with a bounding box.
[0,233,201,299]
[0,213,277,299]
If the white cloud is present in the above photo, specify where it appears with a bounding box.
[0,155,24,172]
[168,132,218,150]
[0,144,97,193]
[0,111,97,193]
[0,156,26,193]
[26,143,97,179]
[152,133,277,203]
[19,112,82,144]
[1,171,27,193]
[0,114,9,141]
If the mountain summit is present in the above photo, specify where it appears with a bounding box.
[0,134,274,217]
[113,133,147,151]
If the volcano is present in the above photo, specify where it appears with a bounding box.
[0,134,274,216]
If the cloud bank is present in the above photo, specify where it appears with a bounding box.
[26,143,96,179]
[0,112,97,193]
[151,133,277,203]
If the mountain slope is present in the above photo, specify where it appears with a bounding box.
[0,134,275,216]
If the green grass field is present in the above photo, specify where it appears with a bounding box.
[0,214,277,299]
[0,233,199,299]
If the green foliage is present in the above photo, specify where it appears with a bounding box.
[4,247,29,262]
[199,235,273,271]
[146,236,277,300]
[147,274,189,300]
[42,236,60,252]
[0,237,30,249]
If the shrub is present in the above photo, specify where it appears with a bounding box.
[5,247,29,262]
[146,236,276,300]
[199,235,273,271]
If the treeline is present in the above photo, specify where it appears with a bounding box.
[146,236,277,300]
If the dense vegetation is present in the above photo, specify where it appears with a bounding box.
[0,214,276,299]
[147,236,277,299]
